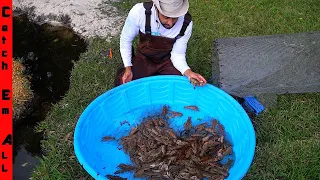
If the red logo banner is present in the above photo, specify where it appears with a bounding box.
[0,0,13,179]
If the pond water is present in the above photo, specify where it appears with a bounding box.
[13,14,87,179]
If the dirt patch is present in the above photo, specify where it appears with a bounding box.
[13,0,125,38]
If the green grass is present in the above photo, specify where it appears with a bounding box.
[246,93,320,179]
[32,0,320,179]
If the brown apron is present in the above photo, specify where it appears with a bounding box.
[115,31,182,86]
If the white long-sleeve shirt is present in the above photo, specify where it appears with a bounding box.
[120,3,193,74]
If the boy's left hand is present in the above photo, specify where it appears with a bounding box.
[184,69,207,86]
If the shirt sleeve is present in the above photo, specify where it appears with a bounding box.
[120,4,142,67]
[170,21,193,75]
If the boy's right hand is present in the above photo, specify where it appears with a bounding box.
[122,66,133,84]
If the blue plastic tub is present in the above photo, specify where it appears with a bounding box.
[74,75,256,180]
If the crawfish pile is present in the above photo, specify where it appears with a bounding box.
[107,106,233,180]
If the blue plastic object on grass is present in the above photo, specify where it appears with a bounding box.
[243,96,265,115]
[74,75,256,180]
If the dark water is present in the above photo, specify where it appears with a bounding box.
[13,14,87,179]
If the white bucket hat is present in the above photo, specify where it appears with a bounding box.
[152,0,189,18]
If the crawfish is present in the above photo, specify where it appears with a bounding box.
[120,120,130,126]
[129,127,138,136]
[106,175,127,180]
[184,105,199,111]
[202,135,212,142]
[117,163,137,172]
[101,136,115,142]
[190,78,200,89]
[167,111,183,118]
[161,105,169,116]
[195,122,208,132]
[211,119,218,128]
[167,129,177,139]
[217,123,225,136]
[222,146,232,156]
[184,117,193,131]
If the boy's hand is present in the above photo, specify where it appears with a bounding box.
[184,69,207,86]
[122,67,133,84]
